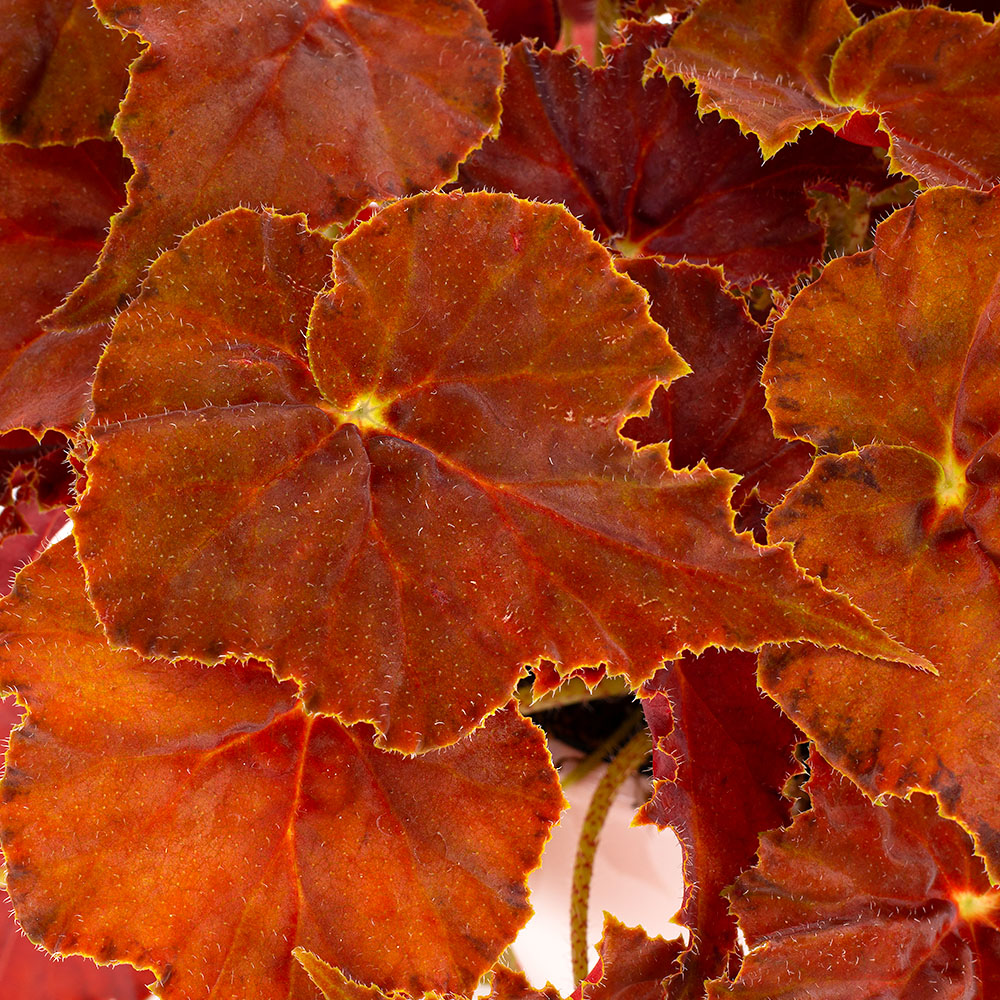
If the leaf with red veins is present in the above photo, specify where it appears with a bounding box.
[617,260,814,540]
[710,753,1000,999]
[50,0,503,328]
[830,8,1000,188]
[2,707,154,1000]
[766,187,1000,467]
[46,0,502,331]
[0,0,139,145]
[457,22,894,291]
[637,651,799,989]
[649,0,859,158]
[0,141,128,435]
[75,194,924,753]
[760,185,1000,880]
[0,543,563,1000]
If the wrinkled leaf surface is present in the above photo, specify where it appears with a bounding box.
[76,196,922,752]
[49,0,503,329]
[0,544,563,1000]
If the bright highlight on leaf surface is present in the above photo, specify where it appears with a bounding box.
[711,754,1000,998]
[617,261,814,540]
[638,651,799,992]
[0,542,563,1000]
[47,0,503,330]
[831,8,1000,189]
[649,0,859,157]
[0,140,128,435]
[761,185,1000,880]
[76,194,923,753]
[457,22,895,291]
[0,0,139,145]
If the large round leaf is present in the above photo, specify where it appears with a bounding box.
[0,543,563,1000]
[76,194,923,752]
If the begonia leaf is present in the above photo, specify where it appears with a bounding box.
[487,967,563,1000]
[710,753,1000,999]
[617,260,814,539]
[478,0,561,46]
[2,700,153,1000]
[584,915,683,1000]
[457,23,894,291]
[75,195,924,753]
[0,140,128,435]
[760,185,1000,880]
[0,431,73,595]
[0,542,563,1000]
[0,502,67,596]
[294,953,423,1000]
[637,651,798,990]
[0,0,139,145]
[0,430,75,512]
[649,0,859,158]
[46,0,503,330]
[830,8,1000,188]
[479,915,683,1000]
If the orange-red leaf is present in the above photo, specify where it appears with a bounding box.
[0,0,139,145]
[617,261,814,540]
[76,196,923,752]
[649,0,858,157]
[638,651,799,990]
[457,23,894,290]
[47,0,502,330]
[711,754,1000,998]
[831,8,1000,188]
[0,543,563,1000]
[294,953,425,1000]
[479,915,682,1000]
[2,705,154,1000]
[584,916,683,1000]
[761,185,1000,880]
[0,141,128,435]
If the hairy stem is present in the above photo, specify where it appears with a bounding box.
[569,725,653,984]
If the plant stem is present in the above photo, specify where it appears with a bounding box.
[560,707,644,791]
[569,725,653,984]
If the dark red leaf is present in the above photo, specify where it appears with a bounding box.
[617,261,814,539]
[637,651,799,989]
[478,0,561,45]
[458,22,894,290]
[0,141,128,435]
